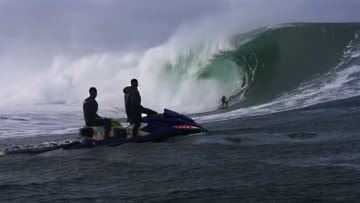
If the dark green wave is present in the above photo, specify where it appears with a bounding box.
[200,23,360,107]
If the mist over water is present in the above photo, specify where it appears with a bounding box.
[0,39,236,114]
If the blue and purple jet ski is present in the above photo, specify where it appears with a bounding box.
[75,109,207,148]
[1,109,207,155]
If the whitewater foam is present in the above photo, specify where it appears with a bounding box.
[0,36,239,114]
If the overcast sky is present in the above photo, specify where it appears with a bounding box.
[0,0,359,72]
[0,0,225,55]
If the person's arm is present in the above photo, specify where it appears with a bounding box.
[94,100,102,119]
[87,99,101,119]
[130,91,142,108]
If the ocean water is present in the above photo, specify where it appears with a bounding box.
[1,23,360,202]
[1,97,360,202]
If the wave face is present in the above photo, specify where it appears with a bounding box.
[195,23,360,120]
[222,23,360,108]
[161,23,360,116]
[1,23,360,116]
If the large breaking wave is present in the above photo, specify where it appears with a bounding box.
[223,23,360,106]
[1,23,360,117]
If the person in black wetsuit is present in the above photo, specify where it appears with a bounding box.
[83,87,111,139]
[221,95,228,108]
[123,79,157,137]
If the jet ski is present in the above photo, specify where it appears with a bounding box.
[0,109,207,155]
[74,109,207,148]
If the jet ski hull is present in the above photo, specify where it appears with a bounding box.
[74,109,207,148]
[0,110,207,155]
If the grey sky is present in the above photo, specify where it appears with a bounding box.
[0,0,225,53]
[0,0,359,72]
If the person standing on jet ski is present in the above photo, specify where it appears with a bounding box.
[83,87,111,139]
[123,79,157,137]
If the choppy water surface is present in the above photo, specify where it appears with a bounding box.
[1,96,360,202]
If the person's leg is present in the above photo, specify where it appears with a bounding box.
[131,113,142,137]
[89,118,111,139]
[132,121,140,137]
[103,118,111,139]
[142,107,157,116]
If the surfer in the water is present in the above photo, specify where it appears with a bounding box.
[220,96,228,108]
[83,87,111,139]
